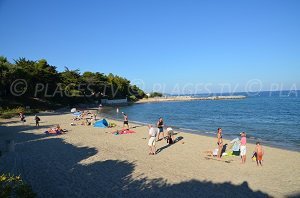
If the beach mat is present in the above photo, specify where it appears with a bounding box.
[44,130,62,135]
[112,129,136,135]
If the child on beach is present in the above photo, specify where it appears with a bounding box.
[254,142,264,166]
[34,115,40,126]
[19,112,26,123]
[240,132,247,164]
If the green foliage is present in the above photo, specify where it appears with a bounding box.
[0,56,146,109]
[0,174,36,198]
[0,107,39,119]
[149,92,163,98]
[129,95,137,102]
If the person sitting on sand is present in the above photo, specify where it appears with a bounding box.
[148,125,158,155]
[254,142,264,166]
[217,128,223,158]
[157,117,164,141]
[240,132,247,164]
[46,124,67,134]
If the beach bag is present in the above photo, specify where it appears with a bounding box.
[213,149,218,156]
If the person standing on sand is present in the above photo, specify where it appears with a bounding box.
[19,112,26,123]
[148,125,158,155]
[217,128,223,158]
[122,113,129,129]
[240,132,247,164]
[157,117,164,141]
[254,142,264,166]
[34,115,40,127]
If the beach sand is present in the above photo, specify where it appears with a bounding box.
[0,111,299,197]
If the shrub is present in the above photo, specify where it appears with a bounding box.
[0,107,39,119]
[0,174,36,198]
[149,92,163,98]
[129,95,137,102]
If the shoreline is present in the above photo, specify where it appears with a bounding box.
[0,111,300,197]
[136,95,246,104]
[99,104,300,153]
[102,113,300,153]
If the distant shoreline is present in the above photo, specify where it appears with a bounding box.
[136,95,246,103]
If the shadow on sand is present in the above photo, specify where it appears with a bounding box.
[0,126,271,197]
[156,136,184,154]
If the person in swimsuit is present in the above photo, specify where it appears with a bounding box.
[240,132,247,164]
[217,128,223,158]
[123,113,129,129]
[254,142,264,166]
[157,117,164,141]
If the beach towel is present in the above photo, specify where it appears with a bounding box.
[230,138,240,152]
[44,129,62,135]
[94,119,109,128]
[112,129,135,135]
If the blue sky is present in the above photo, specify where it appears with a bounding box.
[0,0,299,94]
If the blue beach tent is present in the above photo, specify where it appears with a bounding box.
[94,119,109,128]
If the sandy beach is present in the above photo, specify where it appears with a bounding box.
[0,111,299,197]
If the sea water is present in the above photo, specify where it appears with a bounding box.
[101,91,300,151]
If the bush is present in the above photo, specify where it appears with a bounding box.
[0,107,39,119]
[149,92,163,98]
[0,174,36,198]
[129,95,137,102]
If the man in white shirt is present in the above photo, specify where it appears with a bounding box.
[148,125,158,155]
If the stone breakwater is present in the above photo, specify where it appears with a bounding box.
[136,95,246,103]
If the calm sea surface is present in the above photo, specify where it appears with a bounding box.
[101,91,300,151]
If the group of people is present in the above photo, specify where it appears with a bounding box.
[19,112,40,127]
[146,118,265,165]
[147,117,175,155]
[217,128,264,166]
[120,113,174,155]
[20,108,264,165]
[72,110,97,126]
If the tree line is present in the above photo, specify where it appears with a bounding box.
[0,56,146,108]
